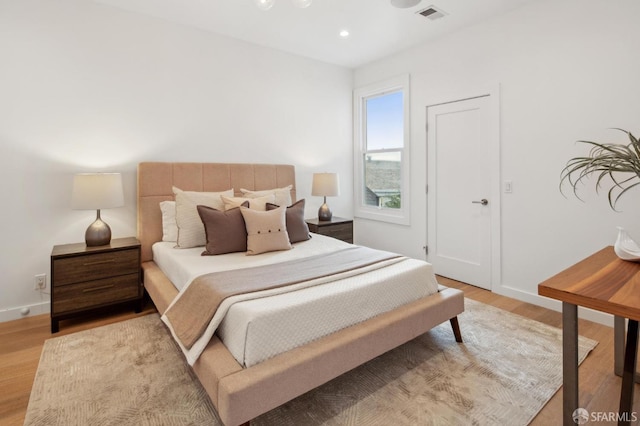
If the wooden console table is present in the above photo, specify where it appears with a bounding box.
[538,246,640,426]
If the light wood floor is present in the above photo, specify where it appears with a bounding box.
[1,280,638,425]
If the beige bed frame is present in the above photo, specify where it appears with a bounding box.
[137,162,465,426]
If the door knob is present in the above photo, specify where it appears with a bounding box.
[472,199,488,206]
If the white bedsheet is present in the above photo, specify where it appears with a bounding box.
[153,235,439,367]
[152,234,353,291]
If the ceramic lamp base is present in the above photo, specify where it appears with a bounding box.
[318,202,332,221]
[85,210,112,247]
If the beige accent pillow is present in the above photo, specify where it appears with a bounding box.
[173,186,234,248]
[221,194,275,211]
[159,201,177,242]
[240,206,292,255]
[240,185,292,207]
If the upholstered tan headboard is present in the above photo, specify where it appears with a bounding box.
[137,162,296,262]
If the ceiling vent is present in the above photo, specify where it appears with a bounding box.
[417,5,447,20]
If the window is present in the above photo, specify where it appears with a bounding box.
[354,75,410,225]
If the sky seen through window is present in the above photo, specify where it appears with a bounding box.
[366,91,403,156]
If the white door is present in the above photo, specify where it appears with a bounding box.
[427,96,493,290]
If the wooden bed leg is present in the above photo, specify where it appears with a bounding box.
[450,316,463,342]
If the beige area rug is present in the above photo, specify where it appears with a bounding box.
[24,299,597,426]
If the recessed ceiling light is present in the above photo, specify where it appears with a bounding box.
[255,0,313,10]
[292,0,312,8]
[390,0,421,8]
[339,30,350,38]
[255,0,275,11]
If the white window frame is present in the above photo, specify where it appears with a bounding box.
[353,74,410,225]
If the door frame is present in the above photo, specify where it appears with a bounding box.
[425,83,501,291]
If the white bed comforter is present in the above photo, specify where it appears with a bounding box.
[154,235,439,367]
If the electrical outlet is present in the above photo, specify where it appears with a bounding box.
[35,273,46,290]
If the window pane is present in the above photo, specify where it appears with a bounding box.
[364,151,402,209]
[365,91,404,150]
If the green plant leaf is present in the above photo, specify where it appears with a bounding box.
[560,129,640,210]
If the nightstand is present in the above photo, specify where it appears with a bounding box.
[50,237,142,333]
[306,217,353,243]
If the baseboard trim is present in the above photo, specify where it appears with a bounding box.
[494,283,614,327]
[0,301,50,323]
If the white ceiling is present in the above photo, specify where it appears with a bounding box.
[91,0,539,68]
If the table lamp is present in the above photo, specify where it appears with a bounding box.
[72,173,124,246]
[312,172,340,221]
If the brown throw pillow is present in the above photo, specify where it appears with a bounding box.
[197,203,248,255]
[266,199,311,244]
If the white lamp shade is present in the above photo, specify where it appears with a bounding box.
[72,173,124,210]
[312,173,340,197]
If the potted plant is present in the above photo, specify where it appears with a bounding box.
[560,128,640,210]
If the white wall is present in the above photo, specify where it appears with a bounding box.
[0,0,353,321]
[353,0,640,324]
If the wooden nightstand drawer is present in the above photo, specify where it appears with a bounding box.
[52,274,140,315]
[50,237,142,333]
[306,217,353,243]
[319,223,352,242]
[53,249,139,287]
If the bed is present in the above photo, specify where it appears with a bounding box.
[137,162,465,426]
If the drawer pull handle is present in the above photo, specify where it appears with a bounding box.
[82,284,114,293]
[83,259,116,266]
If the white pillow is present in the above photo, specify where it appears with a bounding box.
[240,206,292,255]
[240,185,293,207]
[173,186,234,248]
[159,201,177,242]
[221,194,275,211]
